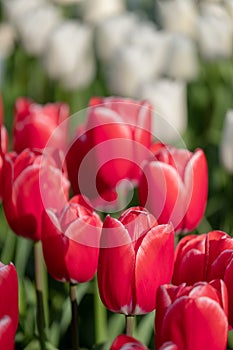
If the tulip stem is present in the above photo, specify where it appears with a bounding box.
[125,315,134,337]
[34,241,46,350]
[70,283,79,350]
[94,276,107,344]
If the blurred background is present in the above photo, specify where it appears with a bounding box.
[0,0,233,349]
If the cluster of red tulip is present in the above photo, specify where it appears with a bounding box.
[0,95,231,350]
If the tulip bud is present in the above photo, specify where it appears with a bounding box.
[78,0,125,24]
[3,0,45,26]
[42,195,102,283]
[96,12,138,62]
[139,144,208,232]
[155,281,228,350]
[43,21,95,90]
[138,79,187,143]
[197,3,233,59]
[13,97,69,153]
[110,335,148,350]
[225,0,233,20]
[16,4,61,56]
[173,230,233,326]
[220,109,233,174]
[0,262,18,350]
[159,0,198,39]
[164,34,199,81]
[98,207,174,315]
[66,97,152,209]
[2,149,69,241]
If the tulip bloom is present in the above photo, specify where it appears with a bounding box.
[139,143,208,232]
[98,207,174,314]
[173,230,233,326]
[13,97,69,153]
[110,335,148,350]
[42,195,102,283]
[2,149,69,241]
[66,97,152,207]
[155,280,228,350]
[0,95,8,200]
[0,262,18,350]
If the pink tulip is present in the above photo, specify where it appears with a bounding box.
[2,149,69,241]
[139,143,208,232]
[66,97,152,207]
[110,335,148,350]
[0,262,18,350]
[42,195,102,283]
[98,207,174,314]
[173,230,233,326]
[13,97,69,153]
[155,280,228,350]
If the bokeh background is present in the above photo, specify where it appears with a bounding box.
[0,0,233,349]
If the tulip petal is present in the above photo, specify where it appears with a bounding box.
[160,296,228,350]
[135,224,174,313]
[98,216,135,314]
[139,161,185,231]
[183,149,208,232]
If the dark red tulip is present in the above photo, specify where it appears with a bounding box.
[155,280,228,350]
[13,97,69,153]
[139,143,208,232]
[110,335,148,350]
[42,195,102,283]
[0,262,18,350]
[2,149,69,241]
[173,230,233,326]
[98,207,174,315]
[66,97,152,208]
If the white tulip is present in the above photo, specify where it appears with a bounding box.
[0,23,16,58]
[138,79,187,143]
[17,4,61,56]
[43,21,95,90]
[95,12,138,62]
[127,23,171,77]
[164,34,199,81]
[158,0,198,39]
[224,0,233,20]
[51,0,82,4]
[2,0,45,25]
[107,45,156,97]
[78,0,125,24]
[220,110,233,174]
[198,3,233,59]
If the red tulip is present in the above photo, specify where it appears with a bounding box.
[0,93,3,125]
[66,97,152,208]
[98,207,174,315]
[155,280,228,350]
[0,262,18,350]
[110,335,148,350]
[158,342,178,350]
[173,230,233,326]
[0,94,8,200]
[42,195,102,283]
[13,97,69,153]
[2,149,69,241]
[139,143,208,232]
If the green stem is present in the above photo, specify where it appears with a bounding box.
[70,283,79,350]
[125,315,134,337]
[34,241,46,350]
[94,276,107,344]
